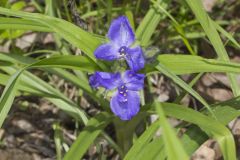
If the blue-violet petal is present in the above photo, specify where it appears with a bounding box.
[125,46,145,72]
[94,43,120,61]
[89,72,121,90]
[107,16,135,47]
[123,70,145,91]
[110,91,140,120]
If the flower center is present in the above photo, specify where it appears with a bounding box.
[119,46,127,57]
[118,84,128,102]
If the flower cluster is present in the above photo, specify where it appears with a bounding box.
[89,16,145,120]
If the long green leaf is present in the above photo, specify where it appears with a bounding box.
[124,121,159,160]
[180,125,208,155]
[0,17,53,32]
[0,72,113,159]
[63,112,113,160]
[0,60,13,66]
[29,55,101,72]
[0,71,90,123]
[185,0,240,96]
[214,21,240,49]
[136,0,169,46]
[5,53,240,76]
[137,138,165,160]
[138,100,240,158]
[0,67,112,159]
[0,69,24,128]
[158,102,236,160]
[146,54,240,75]
[155,62,215,117]
[155,102,189,160]
[0,53,109,108]
[0,7,106,69]
[1,66,88,125]
[151,0,196,55]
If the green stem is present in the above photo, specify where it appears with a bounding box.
[114,119,133,156]
[114,114,147,157]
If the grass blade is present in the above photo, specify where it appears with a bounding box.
[155,102,189,160]
[214,21,240,49]
[151,0,196,55]
[0,17,52,32]
[2,66,88,124]
[0,7,106,70]
[136,0,169,46]
[0,52,108,107]
[29,55,101,72]
[53,122,63,160]
[63,112,113,160]
[155,62,215,117]
[145,54,240,75]
[0,68,24,128]
[124,121,159,160]
[137,138,165,160]
[185,0,240,96]
[157,102,237,160]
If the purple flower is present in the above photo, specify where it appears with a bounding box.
[94,16,145,72]
[89,70,144,120]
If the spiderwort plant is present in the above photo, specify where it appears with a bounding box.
[89,16,145,120]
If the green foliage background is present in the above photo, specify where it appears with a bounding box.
[0,0,240,159]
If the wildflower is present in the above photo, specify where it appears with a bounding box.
[89,70,144,120]
[94,16,145,72]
